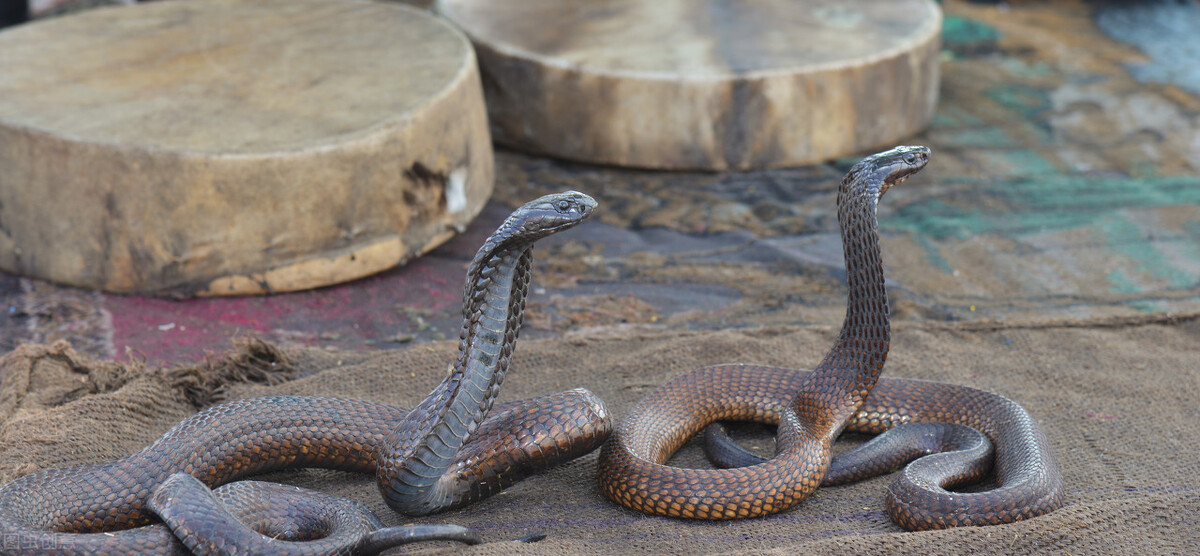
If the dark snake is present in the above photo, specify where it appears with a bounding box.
[0,191,613,554]
[597,147,1064,529]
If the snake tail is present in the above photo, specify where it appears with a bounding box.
[704,421,994,487]
[598,147,932,520]
[147,473,479,555]
[0,191,611,554]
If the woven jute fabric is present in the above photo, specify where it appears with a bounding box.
[2,313,1197,555]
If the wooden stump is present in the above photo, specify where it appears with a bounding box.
[436,0,942,170]
[0,0,493,296]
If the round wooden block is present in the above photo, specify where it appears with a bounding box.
[436,0,942,170]
[0,0,493,296]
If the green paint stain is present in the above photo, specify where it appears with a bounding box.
[1016,175,1200,212]
[932,127,1015,148]
[998,149,1059,176]
[887,199,982,241]
[1018,119,1055,145]
[1105,268,1141,295]
[915,233,953,274]
[1000,58,1052,78]
[1176,224,1200,268]
[964,149,1062,178]
[886,174,1200,242]
[929,112,957,128]
[1132,160,1158,179]
[1127,299,1162,314]
[984,84,1052,118]
[887,174,1200,288]
[929,106,987,128]
[1097,213,1196,290]
[1186,218,1200,239]
[942,16,1000,45]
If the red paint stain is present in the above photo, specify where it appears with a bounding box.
[106,255,470,364]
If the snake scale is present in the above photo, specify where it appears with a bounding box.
[598,146,1064,529]
[0,191,612,555]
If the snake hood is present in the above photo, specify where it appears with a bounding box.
[843,145,931,199]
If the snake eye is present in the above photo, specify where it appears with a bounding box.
[556,200,572,212]
[903,153,918,165]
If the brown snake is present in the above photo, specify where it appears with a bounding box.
[598,147,1064,529]
[0,191,613,554]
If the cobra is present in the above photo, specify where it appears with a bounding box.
[597,147,1064,529]
[0,191,612,554]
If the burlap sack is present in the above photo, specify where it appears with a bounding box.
[2,312,1196,554]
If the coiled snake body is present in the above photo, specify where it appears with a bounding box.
[598,147,1064,529]
[0,191,612,554]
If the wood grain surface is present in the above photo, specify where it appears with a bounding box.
[436,0,942,170]
[0,0,493,296]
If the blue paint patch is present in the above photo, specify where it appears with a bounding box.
[1094,1,1200,96]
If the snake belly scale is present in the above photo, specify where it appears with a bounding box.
[598,147,1064,529]
[0,191,613,555]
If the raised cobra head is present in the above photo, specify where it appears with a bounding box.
[489,190,598,247]
[520,190,597,231]
[460,190,597,314]
[842,145,931,200]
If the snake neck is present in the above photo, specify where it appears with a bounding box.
[797,184,890,424]
[374,191,597,515]
[448,244,533,430]
[378,231,535,513]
